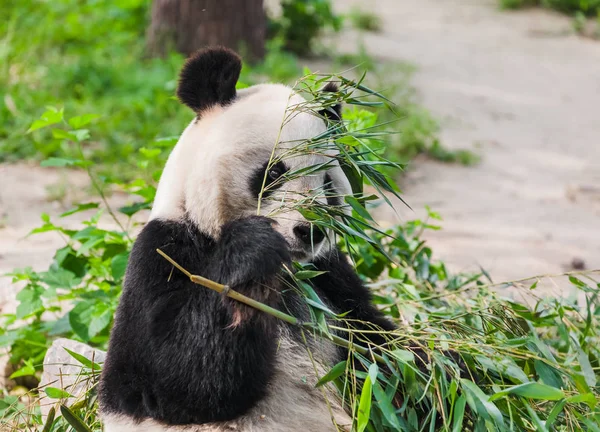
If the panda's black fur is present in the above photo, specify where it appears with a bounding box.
[99,47,396,430]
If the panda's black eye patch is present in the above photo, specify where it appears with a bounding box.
[268,166,284,182]
[250,161,288,199]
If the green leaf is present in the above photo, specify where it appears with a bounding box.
[40,157,78,167]
[88,305,113,338]
[524,401,548,431]
[69,302,94,342]
[60,404,92,432]
[576,346,597,387]
[452,394,467,432]
[52,129,79,141]
[60,202,100,217]
[305,298,337,316]
[16,285,45,319]
[534,360,562,389]
[139,147,161,159]
[340,161,363,198]
[545,399,566,428]
[294,270,326,280]
[461,379,505,427]
[77,237,104,256]
[356,370,374,432]
[50,128,90,142]
[42,406,56,432]
[316,361,347,387]
[490,382,565,401]
[9,359,36,379]
[345,196,373,221]
[41,269,78,290]
[118,201,151,216]
[391,349,415,363]
[566,392,597,408]
[476,355,528,384]
[27,107,64,133]
[111,253,129,280]
[68,114,100,129]
[372,381,402,429]
[64,347,102,371]
[569,276,590,290]
[45,387,73,399]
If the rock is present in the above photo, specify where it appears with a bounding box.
[39,338,106,420]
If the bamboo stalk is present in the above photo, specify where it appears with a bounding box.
[156,248,385,364]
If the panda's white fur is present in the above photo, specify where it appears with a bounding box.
[151,84,351,261]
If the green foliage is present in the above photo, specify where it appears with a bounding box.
[544,0,600,14]
[573,10,589,31]
[499,0,600,15]
[0,1,306,181]
[0,1,190,180]
[347,7,382,32]
[339,212,600,430]
[268,0,342,55]
[499,0,539,9]
[0,110,162,384]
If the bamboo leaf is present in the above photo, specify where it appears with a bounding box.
[60,404,92,432]
[64,347,102,371]
[294,270,327,280]
[45,387,73,399]
[316,361,347,387]
[356,372,374,432]
[461,379,505,427]
[490,382,565,401]
[42,406,56,432]
[452,395,467,432]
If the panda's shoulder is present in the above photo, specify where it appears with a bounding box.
[125,218,214,288]
[133,218,211,251]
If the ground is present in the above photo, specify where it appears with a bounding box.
[1,0,600,313]
[334,0,600,291]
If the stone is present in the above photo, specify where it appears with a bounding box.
[39,338,105,420]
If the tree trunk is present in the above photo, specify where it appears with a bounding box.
[147,0,265,61]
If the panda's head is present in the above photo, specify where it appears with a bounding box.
[150,47,351,261]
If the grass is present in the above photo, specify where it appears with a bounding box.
[0,1,187,180]
[347,7,383,32]
[499,0,600,15]
[0,2,303,181]
[499,0,600,38]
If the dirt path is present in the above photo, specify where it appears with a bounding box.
[333,0,600,288]
[0,164,137,314]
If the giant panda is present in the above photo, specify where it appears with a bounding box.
[98,47,396,432]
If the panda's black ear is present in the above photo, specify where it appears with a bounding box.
[177,47,242,113]
[319,82,342,122]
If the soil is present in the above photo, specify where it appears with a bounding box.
[332,0,600,292]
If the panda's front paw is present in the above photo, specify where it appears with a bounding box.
[213,216,291,289]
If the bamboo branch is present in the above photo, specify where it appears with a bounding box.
[156,248,385,364]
